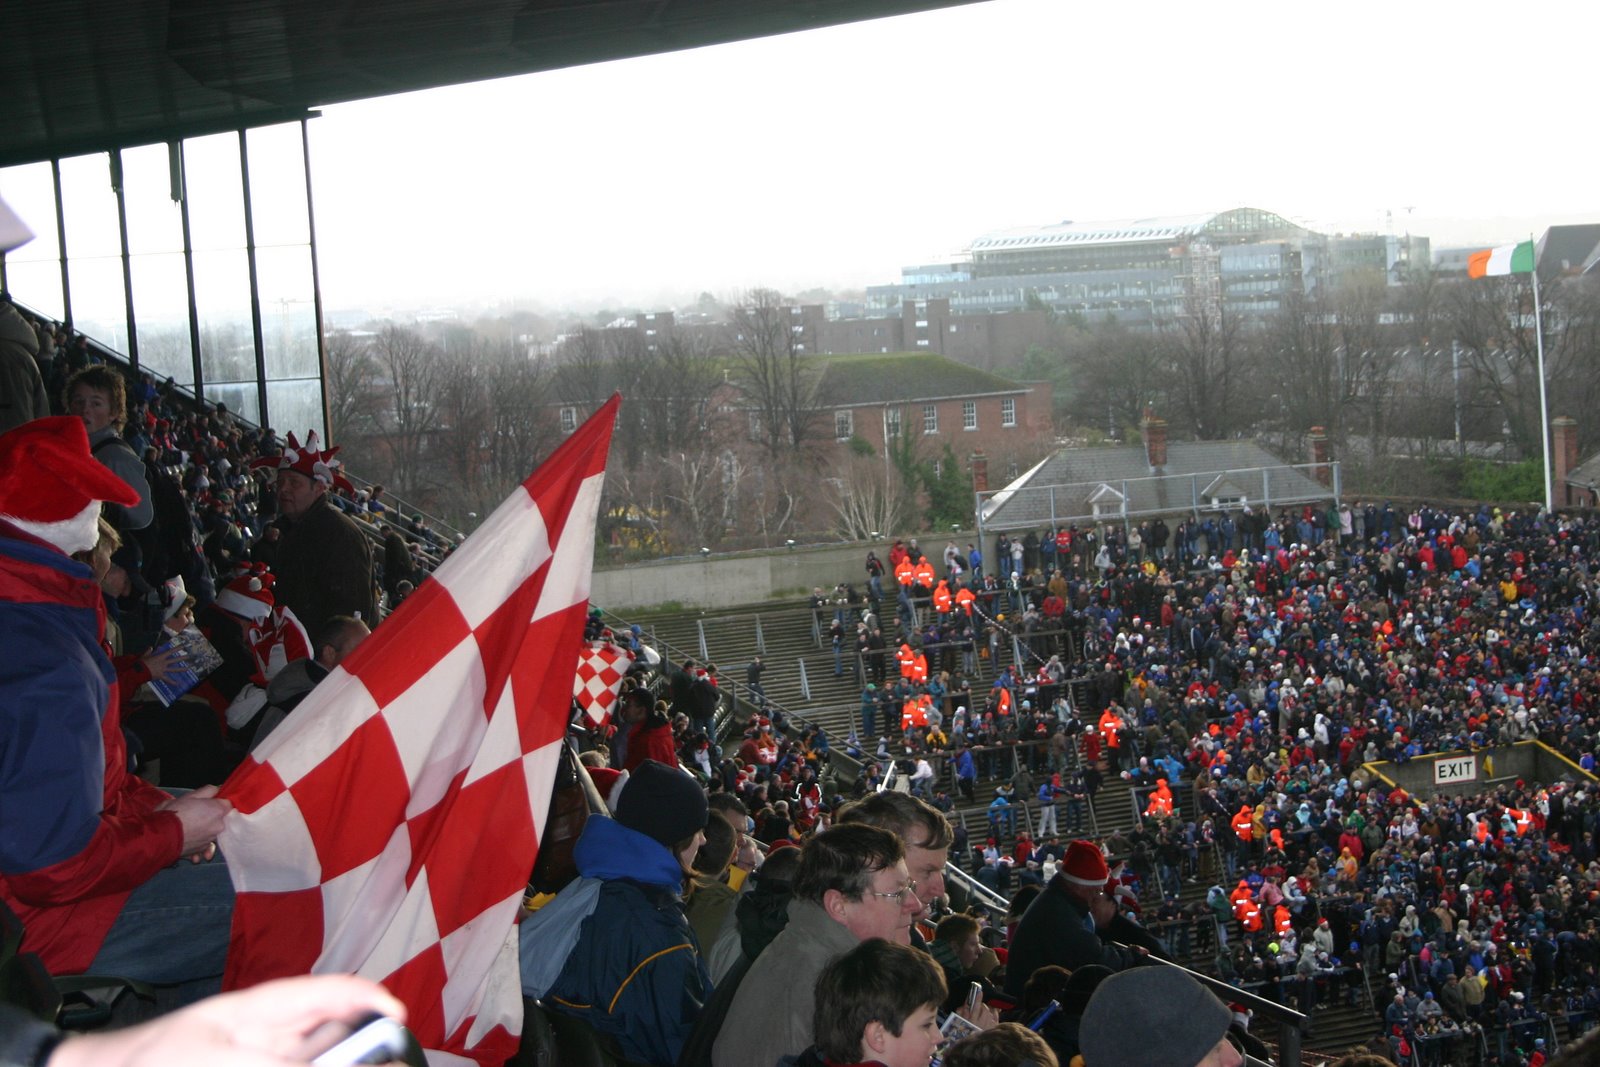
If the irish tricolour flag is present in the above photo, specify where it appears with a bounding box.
[1467,240,1535,278]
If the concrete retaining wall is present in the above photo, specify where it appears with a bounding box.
[592,534,976,613]
[1361,741,1595,799]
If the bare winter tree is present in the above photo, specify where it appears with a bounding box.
[826,449,912,541]
[729,288,820,456]
[1444,272,1600,458]
[1066,320,1169,435]
[483,344,558,496]
[371,324,444,497]
[434,343,491,498]
[324,330,378,446]
[1160,288,1250,439]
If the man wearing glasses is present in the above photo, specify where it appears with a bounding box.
[713,824,923,1067]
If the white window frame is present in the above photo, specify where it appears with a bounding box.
[559,406,577,434]
[923,404,938,435]
[1001,397,1016,427]
[835,410,853,440]
[884,407,903,439]
[962,400,977,431]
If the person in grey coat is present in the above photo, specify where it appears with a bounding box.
[0,300,49,435]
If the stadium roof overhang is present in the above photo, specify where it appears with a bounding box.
[0,0,985,168]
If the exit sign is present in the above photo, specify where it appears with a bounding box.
[1434,755,1477,785]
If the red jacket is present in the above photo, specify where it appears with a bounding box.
[623,720,679,772]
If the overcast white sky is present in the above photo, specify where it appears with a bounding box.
[301,0,1598,313]
[6,0,1597,319]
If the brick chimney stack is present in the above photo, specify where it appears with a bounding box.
[1552,416,1578,507]
[1142,408,1168,470]
[970,450,988,493]
[1307,426,1331,487]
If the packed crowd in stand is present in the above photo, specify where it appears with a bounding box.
[9,291,1600,1067]
[763,506,1600,1065]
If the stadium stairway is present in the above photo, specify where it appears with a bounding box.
[616,597,1388,1055]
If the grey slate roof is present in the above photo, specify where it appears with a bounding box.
[980,439,1335,531]
[1567,451,1600,493]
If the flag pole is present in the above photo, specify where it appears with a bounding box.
[1531,254,1553,512]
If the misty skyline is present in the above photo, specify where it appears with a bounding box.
[298,0,1597,315]
[5,0,1597,321]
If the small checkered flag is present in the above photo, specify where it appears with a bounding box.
[574,639,634,727]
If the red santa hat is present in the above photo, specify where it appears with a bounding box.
[0,416,140,553]
[1059,839,1111,887]
[586,766,628,813]
[251,430,353,493]
[216,563,277,622]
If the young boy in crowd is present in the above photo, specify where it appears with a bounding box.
[811,938,947,1067]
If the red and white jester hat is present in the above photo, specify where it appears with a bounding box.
[252,430,353,493]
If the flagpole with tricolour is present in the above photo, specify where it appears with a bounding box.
[1529,241,1553,512]
[1466,238,1549,510]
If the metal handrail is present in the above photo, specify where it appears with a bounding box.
[1112,942,1308,1066]
[943,861,1010,916]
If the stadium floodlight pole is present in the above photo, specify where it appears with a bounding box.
[1531,254,1553,512]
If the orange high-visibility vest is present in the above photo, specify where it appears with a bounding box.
[1098,709,1121,746]
[911,654,929,685]
[1242,903,1263,932]
[1274,906,1292,935]
[955,587,976,615]
[933,581,952,614]
[895,558,915,587]
[897,644,916,678]
[997,688,1014,716]
[914,560,936,589]
[1146,782,1174,818]
[1232,809,1254,842]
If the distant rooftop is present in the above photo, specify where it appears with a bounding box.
[967,207,1309,254]
[813,353,1030,407]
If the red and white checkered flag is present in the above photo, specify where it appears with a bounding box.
[217,396,620,1066]
[573,640,634,727]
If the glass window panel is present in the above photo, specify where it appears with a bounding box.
[57,154,122,259]
[255,244,318,379]
[2,261,65,323]
[191,248,254,387]
[267,377,324,440]
[67,257,129,352]
[182,134,247,252]
[245,123,310,247]
[0,163,60,263]
[122,144,186,255]
[129,252,195,389]
[0,162,63,319]
[207,380,261,427]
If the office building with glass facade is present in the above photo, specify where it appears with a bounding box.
[865,207,1427,325]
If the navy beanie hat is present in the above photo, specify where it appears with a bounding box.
[615,759,708,849]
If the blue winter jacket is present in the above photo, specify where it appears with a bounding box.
[543,816,711,1066]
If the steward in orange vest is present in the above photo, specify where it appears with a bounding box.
[1145,779,1174,819]
[1232,806,1255,843]
[933,580,952,615]
[895,557,915,588]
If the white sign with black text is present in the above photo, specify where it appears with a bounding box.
[1433,754,1477,785]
